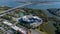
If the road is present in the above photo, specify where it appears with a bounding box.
[0,3,48,34]
[42,9,60,20]
[0,3,32,16]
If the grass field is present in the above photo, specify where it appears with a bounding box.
[37,21,57,34]
[0,6,11,13]
[0,10,5,13]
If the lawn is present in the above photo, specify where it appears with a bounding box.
[0,6,11,13]
[37,21,57,34]
[0,10,5,13]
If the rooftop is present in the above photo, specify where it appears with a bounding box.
[19,15,43,28]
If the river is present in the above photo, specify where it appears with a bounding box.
[0,0,25,7]
[0,0,60,9]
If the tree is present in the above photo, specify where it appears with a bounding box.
[1,15,13,21]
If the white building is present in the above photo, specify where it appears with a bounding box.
[19,15,43,28]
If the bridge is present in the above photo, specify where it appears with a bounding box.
[0,3,32,16]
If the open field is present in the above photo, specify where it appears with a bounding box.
[0,10,5,13]
[0,6,11,13]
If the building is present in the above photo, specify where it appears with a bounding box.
[19,15,43,28]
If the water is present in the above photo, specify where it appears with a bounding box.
[0,0,60,9]
[24,2,60,9]
[0,0,25,8]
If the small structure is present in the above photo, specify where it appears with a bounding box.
[19,15,43,28]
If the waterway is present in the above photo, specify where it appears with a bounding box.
[0,0,25,7]
[24,2,60,9]
[0,0,60,9]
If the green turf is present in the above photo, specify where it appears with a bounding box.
[0,10,5,13]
